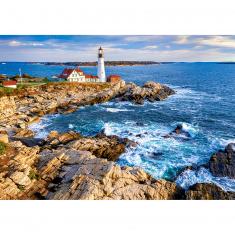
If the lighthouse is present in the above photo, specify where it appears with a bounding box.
[97,47,106,82]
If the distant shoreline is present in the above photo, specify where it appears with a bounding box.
[31,61,161,67]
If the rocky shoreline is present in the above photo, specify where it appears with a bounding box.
[0,80,234,200]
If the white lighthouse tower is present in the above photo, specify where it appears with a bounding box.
[97,47,106,82]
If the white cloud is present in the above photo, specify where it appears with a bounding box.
[174,35,190,44]
[196,36,235,48]
[174,35,235,49]
[6,40,44,47]
[8,40,24,46]
[123,36,162,42]
[143,45,158,49]
[1,36,235,62]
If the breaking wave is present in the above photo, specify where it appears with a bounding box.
[106,108,132,113]
[176,167,235,191]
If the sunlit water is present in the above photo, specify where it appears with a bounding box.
[2,62,235,191]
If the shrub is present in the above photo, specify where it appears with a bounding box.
[0,141,6,155]
[17,184,25,191]
[28,170,40,180]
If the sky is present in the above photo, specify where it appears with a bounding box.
[0,35,235,62]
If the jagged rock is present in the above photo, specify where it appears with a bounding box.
[163,124,191,140]
[119,81,174,105]
[209,143,235,178]
[186,183,235,200]
[10,171,31,186]
[45,149,185,200]
[13,128,35,138]
[11,137,45,147]
[0,134,9,144]
[67,135,127,161]
[0,96,16,119]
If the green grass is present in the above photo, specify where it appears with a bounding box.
[28,170,40,180]
[17,184,25,191]
[0,141,6,155]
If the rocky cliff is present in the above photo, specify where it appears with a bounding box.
[0,132,184,200]
[1,130,235,200]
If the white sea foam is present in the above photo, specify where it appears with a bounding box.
[178,122,199,137]
[68,124,74,129]
[28,114,59,138]
[103,122,114,136]
[29,121,50,138]
[106,108,131,113]
[176,167,235,192]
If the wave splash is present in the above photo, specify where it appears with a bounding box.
[176,167,235,192]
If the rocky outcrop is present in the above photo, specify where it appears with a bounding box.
[44,149,184,200]
[0,81,126,130]
[44,131,136,161]
[186,183,235,200]
[0,141,40,199]
[2,132,235,200]
[118,81,175,105]
[0,134,184,200]
[209,143,235,178]
[0,80,178,200]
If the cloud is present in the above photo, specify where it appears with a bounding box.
[143,45,158,49]
[5,40,44,47]
[123,36,162,42]
[195,36,235,48]
[0,36,235,62]
[173,35,235,49]
[174,35,190,44]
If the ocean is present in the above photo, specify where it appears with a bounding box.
[1,62,235,191]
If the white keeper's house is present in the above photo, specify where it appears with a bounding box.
[59,68,99,82]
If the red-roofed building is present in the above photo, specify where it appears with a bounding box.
[107,75,121,83]
[58,68,87,82]
[2,80,17,88]
[85,74,99,82]
[58,67,101,83]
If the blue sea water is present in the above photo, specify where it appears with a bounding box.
[1,62,235,191]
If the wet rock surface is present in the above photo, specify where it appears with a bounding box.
[117,81,175,105]
[209,143,235,178]
[163,124,191,140]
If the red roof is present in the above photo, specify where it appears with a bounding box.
[59,68,84,79]
[85,74,99,79]
[2,80,17,86]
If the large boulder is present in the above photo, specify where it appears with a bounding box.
[186,183,235,200]
[67,134,130,161]
[209,143,235,178]
[119,82,175,105]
